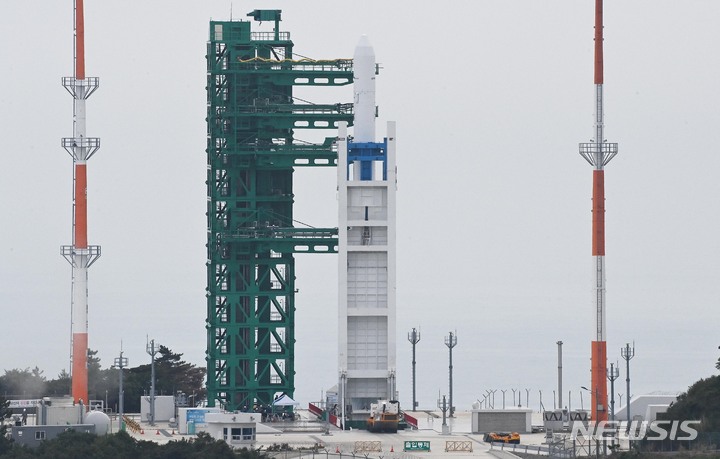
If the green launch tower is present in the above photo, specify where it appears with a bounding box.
[205,10,353,410]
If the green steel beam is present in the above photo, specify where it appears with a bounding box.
[206,13,351,411]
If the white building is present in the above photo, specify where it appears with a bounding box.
[202,412,259,447]
[140,395,175,422]
[177,407,222,434]
[614,393,679,422]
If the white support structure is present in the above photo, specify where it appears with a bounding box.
[337,35,397,424]
[337,121,397,421]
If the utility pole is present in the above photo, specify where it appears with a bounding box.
[146,338,159,426]
[557,341,563,410]
[408,328,421,411]
[621,343,635,424]
[444,331,457,417]
[437,394,450,435]
[114,350,128,429]
[607,362,619,421]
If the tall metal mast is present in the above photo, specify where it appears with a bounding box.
[408,328,421,411]
[62,0,101,406]
[606,361,619,421]
[444,332,457,417]
[621,343,635,423]
[557,340,563,410]
[579,0,617,423]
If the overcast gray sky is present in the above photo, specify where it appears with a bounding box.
[1,1,719,411]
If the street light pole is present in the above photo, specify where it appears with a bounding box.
[621,343,635,424]
[444,331,457,417]
[113,350,128,429]
[606,362,619,421]
[146,338,159,426]
[557,341,563,410]
[581,386,600,417]
[437,394,450,435]
[408,328,421,411]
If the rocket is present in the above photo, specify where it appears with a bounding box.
[337,35,397,424]
[353,35,376,143]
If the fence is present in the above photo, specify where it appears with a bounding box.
[353,441,382,453]
[122,415,142,434]
[264,448,424,459]
[489,436,618,458]
[445,441,473,452]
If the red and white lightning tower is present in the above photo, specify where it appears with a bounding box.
[579,0,617,422]
[61,0,101,406]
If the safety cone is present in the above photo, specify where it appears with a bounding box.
[172,430,176,435]
[156,430,160,435]
[140,429,144,435]
[335,446,340,453]
[390,445,394,452]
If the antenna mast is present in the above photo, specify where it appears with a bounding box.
[62,0,101,406]
[578,0,617,423]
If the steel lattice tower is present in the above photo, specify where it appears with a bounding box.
[578,0,618,422]
[61,0,101,405]
[205,10,353,410]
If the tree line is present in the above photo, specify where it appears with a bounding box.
[0,346,205,413]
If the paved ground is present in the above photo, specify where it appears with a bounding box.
[117,410,551,458]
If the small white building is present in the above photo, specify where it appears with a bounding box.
[202,412,259,447]
[140,395,175,422]
[37,397,84,425]
[177,407,222,434]
[614,393,679,422]
[471,409,533,434]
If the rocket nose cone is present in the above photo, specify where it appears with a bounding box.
[354,34,375,59]
[357,34,371,47]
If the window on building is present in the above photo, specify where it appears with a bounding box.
[35,431,46,440]
[242,427,255,440]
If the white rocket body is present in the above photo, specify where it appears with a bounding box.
[352,35,376,143]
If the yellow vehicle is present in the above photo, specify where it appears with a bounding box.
[483,432,521,444]
[366,400,399,433]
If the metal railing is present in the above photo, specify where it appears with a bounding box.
[490,441,555,457]
[264,447,424,459]
[489,436,616,458]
